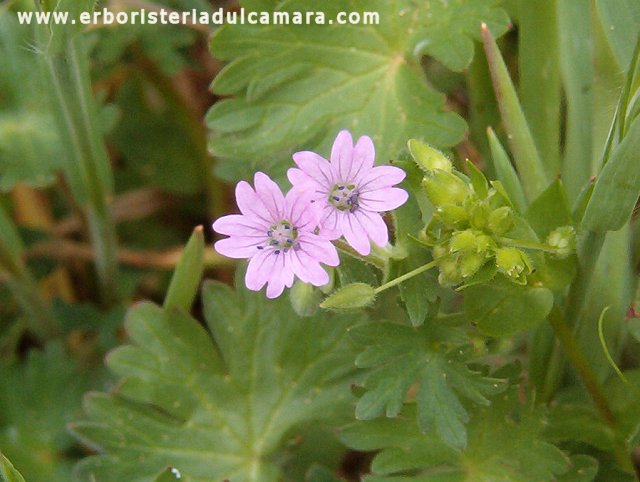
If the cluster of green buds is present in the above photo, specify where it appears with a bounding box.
[408,140,535,287]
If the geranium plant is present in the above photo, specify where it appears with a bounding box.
[0,1,639,482]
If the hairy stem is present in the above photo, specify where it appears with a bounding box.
[374,258,439,294]
[546,306,633,472]
[45,34,120,305]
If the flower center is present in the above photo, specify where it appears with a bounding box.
[329,183,360,212]
[265,220,298,252]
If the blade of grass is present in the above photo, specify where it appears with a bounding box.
[480,23,549,201]
[518,0,561,174]
[557,0,594,202]
[486,127,527,213]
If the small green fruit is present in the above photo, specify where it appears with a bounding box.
[488,206,514,236]
[495,247,532,285]
[320,283,376,310]
[408,139,452,172]
[423,170,470,208]
[546,226,576,258]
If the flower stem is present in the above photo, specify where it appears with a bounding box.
[44,31,120,305]
[334,239,386,270]
[546,306,633,472]
[373,258,439,294]
[541,230,606,401]
[498,237,563,254]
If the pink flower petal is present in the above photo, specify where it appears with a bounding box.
[292,151,336,188]
[214,237,264,259]
[285,187,322,230]
[341,212,371,255]
[349,135,376,183]
[360,187,409,212]
[235,181,273,225]
[319,207,341,239]
[254,172,285,220]
[288,250,330,286]
[358,165,407,190]
[265,254,291,298]
[212,214,267,237]
[330,130,354,181]
[298,232,340,266]
[356,210,388,247]
[245,249,277,291]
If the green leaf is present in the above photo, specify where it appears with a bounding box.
[525,179,572,239]
[164,226,205,312]
[464,281,554,337]
[153,466,192,482]
[582,117,640,231]
[524,180,577,289]
[71,282,361,481]
[0,453,26,482]
[0,344,103,482]
[340,387,572,481]
[595,0,640,69]
[305,465,343,482]
[350,321,505,449]
[208,0,509,181]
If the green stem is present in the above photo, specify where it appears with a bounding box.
[44,33,119,305]
[546,306,633,472]
[334,239,386,270]
[498,237,563,254]
[374,258,440,294]
[541,230,606,401]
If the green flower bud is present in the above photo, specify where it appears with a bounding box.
[408,139,452,172]
[450,230,478,253]
[436,204,468,226]
[289,280,322,317]
[432,243,448,259]
[459,252,487,278]
[469,201,491,230]
[423,170,470,208]
[546,225,576,258]
[449,230,494,255]
[488,206,514,236]
[437,257,463,287]
[320,283,376,310]
[495,247,532,285]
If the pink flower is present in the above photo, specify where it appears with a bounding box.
[287,130,408,255]
[212,172,339,298]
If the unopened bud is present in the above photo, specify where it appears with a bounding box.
[438,257,463,287]
[289,281,322,317]
[423,170,469,208]
[320,283,376,310]
[449,230,493,254]
[488,206,514,236]
[459,252,487,278]
[469,202,491,230]
[436,204,468,226]
[408,139,452,172]
[546,226,576,258]
[495,247,532,285]
[450,230,478,253]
